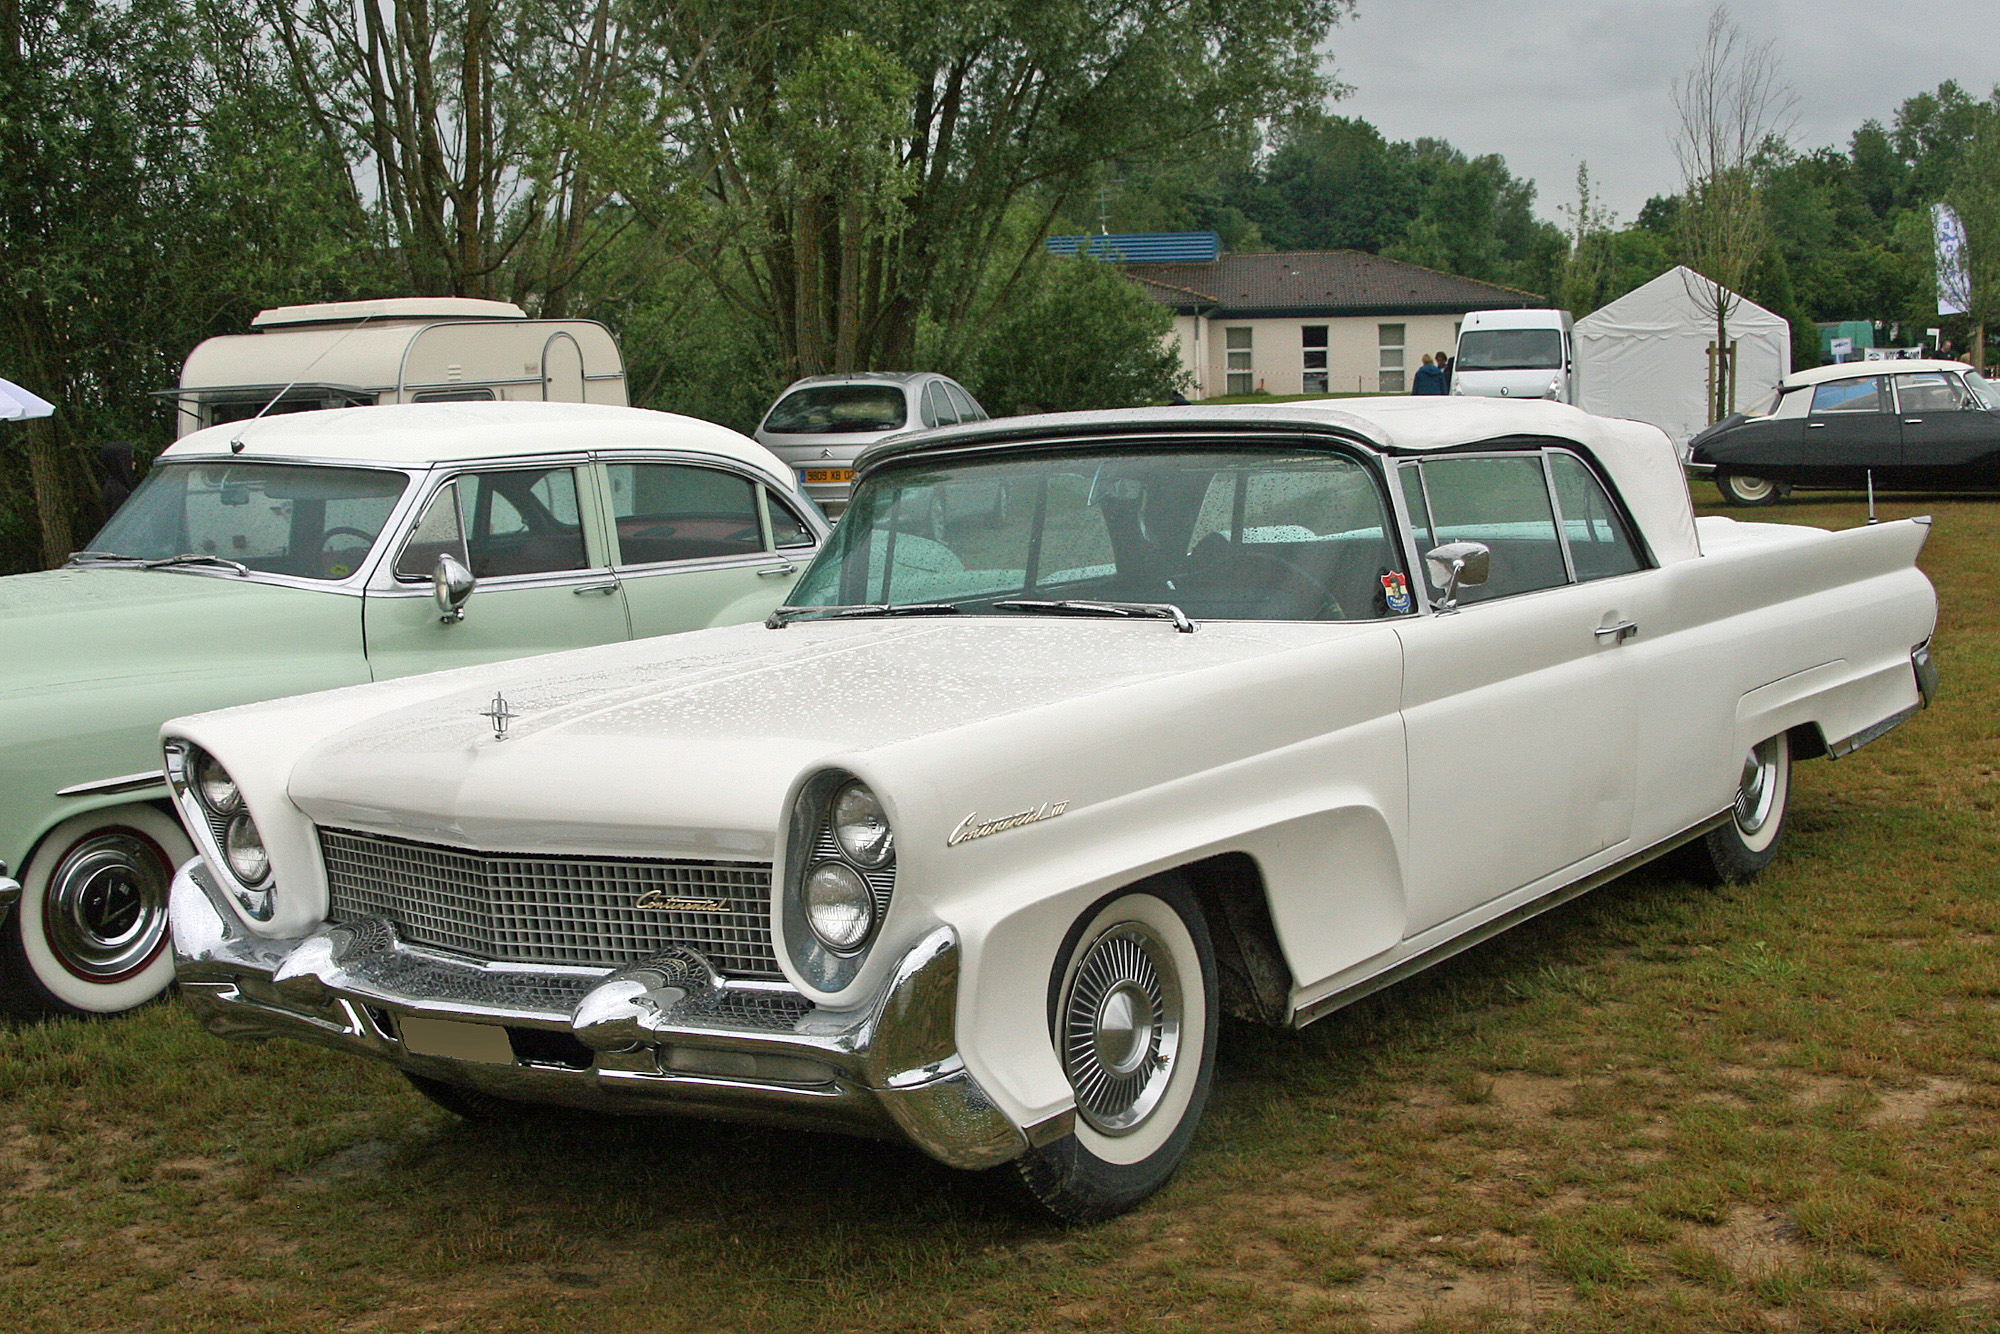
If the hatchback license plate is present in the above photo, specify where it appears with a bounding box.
[399,1016,515,1064]
[803,468,854,485]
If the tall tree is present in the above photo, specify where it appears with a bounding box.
[633,0,1352,377]
[1670,5,1795,422]
[1944,104,2000,370]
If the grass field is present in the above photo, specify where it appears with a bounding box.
[2,486,1995,1333]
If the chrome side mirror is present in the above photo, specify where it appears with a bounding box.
[1424,540,1490,612]
[434,552,476,623]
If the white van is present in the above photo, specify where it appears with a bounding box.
[168,297,626,437]
[1451,309,1577,404]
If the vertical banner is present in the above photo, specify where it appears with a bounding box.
[1935,203,1971,316]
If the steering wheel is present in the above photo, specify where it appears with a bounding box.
[1235,549,1342,621]
[320,526,375,549]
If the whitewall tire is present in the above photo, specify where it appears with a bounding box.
[1692,734,1793,882]
[0,805,191,1019]
[1010,878,1218,1223]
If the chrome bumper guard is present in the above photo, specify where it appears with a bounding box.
[168,860,1034,1170]
[0,873,19,927]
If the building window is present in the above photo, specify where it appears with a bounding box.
[1226,327,1253,395]
[1302,325,1329,394]
[1378,323,1406,393]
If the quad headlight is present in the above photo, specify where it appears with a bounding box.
[194,751,242,814]
[223,812,270,884]
[785,773,897,983]
[830,781,893,867]
[803,861,873,952]
[166,742,275,911]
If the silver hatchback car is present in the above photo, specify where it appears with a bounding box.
[754,372,988,515]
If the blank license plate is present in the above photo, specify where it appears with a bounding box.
[399,1016,515,1064]
[803,468,854,485]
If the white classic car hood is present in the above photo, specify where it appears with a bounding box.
[284,617,1352,858]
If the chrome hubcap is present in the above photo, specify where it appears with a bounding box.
[44,832,169,980]
[1735,740,1781,835]
[1062,923,1182,1134]
[1729,475,1775,501]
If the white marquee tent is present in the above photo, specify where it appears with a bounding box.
[0,376,56,421]
[1576,266,1790,452]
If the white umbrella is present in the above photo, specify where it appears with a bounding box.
[0,376,56,421]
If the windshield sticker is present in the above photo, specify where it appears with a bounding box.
[1381,571,1413,615]
[948,802,1068,847]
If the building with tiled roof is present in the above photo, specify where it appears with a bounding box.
[1052,235,1546,399]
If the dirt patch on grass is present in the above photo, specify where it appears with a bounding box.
[1864,1077,1970,1126]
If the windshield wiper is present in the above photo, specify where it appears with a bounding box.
[142,553,249,576]
[994,599,1196,633]
[64,550,146,566]
[767,602,962,628]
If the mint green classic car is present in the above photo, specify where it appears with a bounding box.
[0,401,824,1018]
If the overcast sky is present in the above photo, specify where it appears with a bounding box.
[1322,0,2000,228]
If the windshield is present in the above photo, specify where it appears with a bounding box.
[86,461,409,580]
[788,446,1404,622]
[1456,329,1564,371]
[762,385,907,434]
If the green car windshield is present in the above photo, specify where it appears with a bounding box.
[788,446,1404,621]
[86,462,410,580]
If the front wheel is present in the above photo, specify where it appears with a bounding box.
[1009,879,1218,1224]
[1688,734,1793,883]
[0,806,191,1020]
[1716,472,1788,507]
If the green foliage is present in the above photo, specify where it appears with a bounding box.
[945,253,1190,415]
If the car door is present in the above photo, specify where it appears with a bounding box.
[363,462,631,679]
[1392,449,1652,936]
[1800,376,1897,483]
[1891,371,2000,487]
[603,459,818,638]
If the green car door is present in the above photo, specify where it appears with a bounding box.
[600,459,817,639]
[363,461,633,678]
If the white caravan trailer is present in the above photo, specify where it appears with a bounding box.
[169,297,626,437]
[1451,308,1577,404]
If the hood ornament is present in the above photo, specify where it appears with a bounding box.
[479,691,518,741]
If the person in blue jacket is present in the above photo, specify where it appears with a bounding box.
[1412,353,1447,395]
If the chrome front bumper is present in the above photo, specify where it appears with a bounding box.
[0,874,19,927]
[169,861,1049,1170]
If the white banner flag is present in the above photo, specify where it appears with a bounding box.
[1935,202,1971,316]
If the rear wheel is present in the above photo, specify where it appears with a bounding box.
[0,806,190,1020]
[1688,734,1793,882]
[1717,472,1787,506]
[1010,879,1217,1224]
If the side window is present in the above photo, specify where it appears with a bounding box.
[943,381,982,422]
[457,467,588,577]
[395,480,468,580]
[1548,453,1644,582]
[607,463,763,564]
[764,488,817,549]
[1414,455,1567,603]
[1811,377,1887,415]
[1892,372,1968,413]
[1399,463,1433,554]
[926,382,959,427]
[411,388,497,403]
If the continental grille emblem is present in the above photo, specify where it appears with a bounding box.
[634,889,731,912]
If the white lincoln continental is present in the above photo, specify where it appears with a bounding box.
[162,399,1940,1221]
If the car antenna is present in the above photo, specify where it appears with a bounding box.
[228,309,380,455]
[1865,469,1879,524]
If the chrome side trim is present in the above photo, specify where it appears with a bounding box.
[56,770,167,799]
[1292,811,1731,1029]
[1827,702,1922,759]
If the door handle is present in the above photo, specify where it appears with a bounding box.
[1807,421,1827,429]
[1903,417,1924,424]
[572,581,619,596]
[1593,620,1638,643]
[757,563,798,578]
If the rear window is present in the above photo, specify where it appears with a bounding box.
[763,385,907,434]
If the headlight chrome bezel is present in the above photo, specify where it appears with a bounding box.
[783,770,897,989]
[163,739,276,920]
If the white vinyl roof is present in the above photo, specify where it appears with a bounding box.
[159,401,795,485]
[865,397,1702,566]
[1780,358,1973,389]
[251,297,527,328]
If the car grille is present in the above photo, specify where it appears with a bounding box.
[318,828,783,979]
